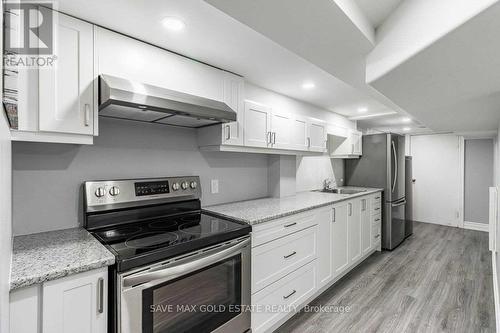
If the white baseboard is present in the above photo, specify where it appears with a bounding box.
[463,221,489,232]
[492,252,500,333]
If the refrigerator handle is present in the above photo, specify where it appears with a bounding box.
[391,140,397,193]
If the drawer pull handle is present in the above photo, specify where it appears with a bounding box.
[284,222,297,228]
[375,196,381,199]
[284,251,297,259]
[283,290,297,300]
[375,234,380,239]
[97,277,104,314]
[375,218,381,222]
[374,208,380,211]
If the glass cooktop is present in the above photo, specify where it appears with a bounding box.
[91,212,251,271]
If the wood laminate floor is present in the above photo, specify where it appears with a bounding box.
[276,222,495,333]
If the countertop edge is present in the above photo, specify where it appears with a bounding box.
[204,189,383,226]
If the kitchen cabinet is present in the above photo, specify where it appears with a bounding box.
[221,73,245,146]
[12,9,96,144]
[361,197,372,255]
[308,118,328,152]
[329,130,363,158]
[317,207,333,289]
[348,200,362,264]
[332,201,349,276]
[244,101,272,148]
[10,268,107,333]
[270,110,293,150]
[289,115,309,151]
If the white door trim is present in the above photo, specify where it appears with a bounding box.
[459,136,465,229]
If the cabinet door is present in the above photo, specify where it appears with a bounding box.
[332,202,349,276]
[317,208,333,288]
[222,74,244,146]
[308,119,327,152]
[352,131,363,155]
[361,198,372,254]
[348,200,362,263]
[270,110,292,150]
[43,268,107,333]
[289,115,309,151]
[244,101,271,148]
[39,9,95,135]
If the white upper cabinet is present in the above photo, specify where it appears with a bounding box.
[222,73,245,146]
[270,110,292,149]
[289,116,309,151]
[12,9,96,144]
[244,101,272,148]
[308,118,327,152]
[329,130,363,158]
[39,9,95,136]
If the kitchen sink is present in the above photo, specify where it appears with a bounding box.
[316,188,367,195]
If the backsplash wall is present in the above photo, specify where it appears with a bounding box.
[296,156,344,192]
[12,118,269,235]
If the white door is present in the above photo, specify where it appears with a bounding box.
[244,101,271,148]
[308,119,327,152]
[222,73,244,146]
[411,134,460,227]
[317,208,333,288]
[360,198,371,254]
[271,110,292,150]
[43,268,107,333]
[39,9,95,135]
[348,200,362,263]
[289,116,309,151]
[332,202,349,276]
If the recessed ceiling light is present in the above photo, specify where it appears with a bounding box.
[302,82,315,90]
[357,107,368,113]
[402,117,411,123]
[162,17,186,31]
[402,127,411,131]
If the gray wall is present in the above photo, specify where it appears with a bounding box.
[464,139,494,224]
[12,118,269,235]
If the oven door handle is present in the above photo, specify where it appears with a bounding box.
[122,238,250,289]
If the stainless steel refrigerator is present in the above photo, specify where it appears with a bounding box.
[345,133,406,250]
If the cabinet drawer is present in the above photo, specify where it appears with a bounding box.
[252,260,317,333]
[372,214,381,227]
[252,225,317,293]
[372,200,382,215]
[372,223,381,240]
[252,210,318,247]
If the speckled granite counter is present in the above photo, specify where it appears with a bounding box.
[10,228,115,290]
[203,187,383,226]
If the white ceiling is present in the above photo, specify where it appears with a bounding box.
[368,1,500,133]
[55,0,388,120]
[354,0,405,28]
[357,113,432,135]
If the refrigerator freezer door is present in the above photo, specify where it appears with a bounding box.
[383,200,406,250]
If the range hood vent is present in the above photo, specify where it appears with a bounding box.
[98,74,236,128]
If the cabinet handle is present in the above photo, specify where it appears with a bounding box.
[375,196,381,200]
[375,207,380,211]
[283,290,297,300]
[374,234,380,239]
[351,144,354,154]
[97,277,104,314]
[272,132,276,144]
[267,131,272,144]
[348,203,352,216]
[84,104,90,127]
[225,125,231,140]
[375,218,381,222]
[284,222,297,228]
[283,251,297,259]
[307,137,311,148]
[332,208,336,222]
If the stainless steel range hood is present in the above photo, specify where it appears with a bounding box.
[98,74,237,128]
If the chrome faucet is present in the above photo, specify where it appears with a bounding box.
[323,178,336,190]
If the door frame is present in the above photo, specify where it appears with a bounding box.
[459,133,497,232]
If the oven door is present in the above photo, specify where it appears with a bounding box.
[118,237,251,333]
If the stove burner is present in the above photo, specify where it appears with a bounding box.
[125,232,179,249]
[100,226,142,239]
[179,220,229,235]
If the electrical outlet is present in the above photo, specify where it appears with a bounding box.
[211,179,219,194]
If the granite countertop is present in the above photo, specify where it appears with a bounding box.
[10,228,115,291]
[203,187,383,226]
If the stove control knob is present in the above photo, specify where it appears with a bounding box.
[190,181,197,189]
[109,186,120,196]
[172,182,180,191]
[95,187,106,198]
[181,181,189,190]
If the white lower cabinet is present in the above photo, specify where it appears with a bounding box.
[250,192,382,333]
[10,268,108,333]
